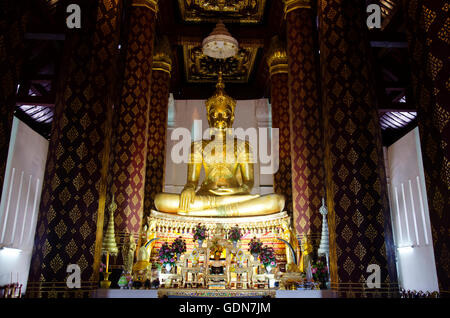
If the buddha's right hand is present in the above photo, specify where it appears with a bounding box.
[180,187,196,211]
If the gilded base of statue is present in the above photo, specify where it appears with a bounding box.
[148,209,290,229]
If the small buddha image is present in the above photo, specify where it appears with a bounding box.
[236,250,245,268]
[211,250,224,274]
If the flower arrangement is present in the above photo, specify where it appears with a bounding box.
[311,259,328,286]
[228,225,242,242]
[171,236,187,255]
[259,246,276,267]
[248,237,263,255]
[193,223,207,241]
[99,262,106,273]
[158,242,175,266]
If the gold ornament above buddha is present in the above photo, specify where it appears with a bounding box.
[154,72,285,217]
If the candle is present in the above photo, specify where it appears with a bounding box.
[106,252,110,273]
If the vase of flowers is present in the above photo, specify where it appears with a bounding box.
[171,236,186,260]
[311,260,329,289]
[228,225,241,249]
[99,262,111,289]
[193,223,207,247]
[248,237,263,261]
[259,246,276,272]
[158,242,175,273]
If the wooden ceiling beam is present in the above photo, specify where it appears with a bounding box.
[15,95,55,107]
[24,33,65,41]
[379,102,415,113]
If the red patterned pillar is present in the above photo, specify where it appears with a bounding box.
[403,0,450,292]
[284,1,325,241]
[27,0,122,297]
[318,0,397,293]
[109,0,158,243]
[143,36,171,218]
[266,36,293,218]
[0,2,27,196]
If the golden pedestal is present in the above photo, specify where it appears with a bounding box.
[100,272,112,289]
[140,210,291,291]
[148,210,290,233]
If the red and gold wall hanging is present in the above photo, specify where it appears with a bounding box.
[143,36,172,218]
[267,36,293,220]
[109,1,158,241]
[285,1,325,240]
[27,0,123,297]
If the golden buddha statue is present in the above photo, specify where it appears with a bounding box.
[280,218,300,272]
[154,72,285,217]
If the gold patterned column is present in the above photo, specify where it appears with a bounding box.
[109,0,158,244]
[284,0,325,242]
[266,36,293,218]
[0,2,27,196]
[403,0,450,292]
[27,0,122,297]
[318,0,397,295]
[143,35,171,218]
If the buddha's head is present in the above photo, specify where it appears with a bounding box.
[205,71,236,130]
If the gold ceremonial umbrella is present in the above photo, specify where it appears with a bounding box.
[100,195,119,288]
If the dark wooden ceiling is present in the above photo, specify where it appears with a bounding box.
[15,0,416,146]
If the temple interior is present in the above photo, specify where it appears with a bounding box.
[0,0,448,299]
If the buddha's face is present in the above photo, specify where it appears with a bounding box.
[208,100,234,130]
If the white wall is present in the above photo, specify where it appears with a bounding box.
[164,96,274,195]
[0,118,48,292]
[386,127,439,292]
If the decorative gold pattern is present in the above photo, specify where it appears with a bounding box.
[404,0,450,291]
[132,0,158,13]
[153,35,172,75]
[183,44,259,83]
[286,6,324,236]
[143,69,170,217]
[158,288,275,298]
[319,0,397,286]
[148,210,290,233]
[109,5,157,237]
[270,72,292,217]
[27,0,122,297]
[284,0,312,16]
[267,36,288,76]
[178,0,267,24]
